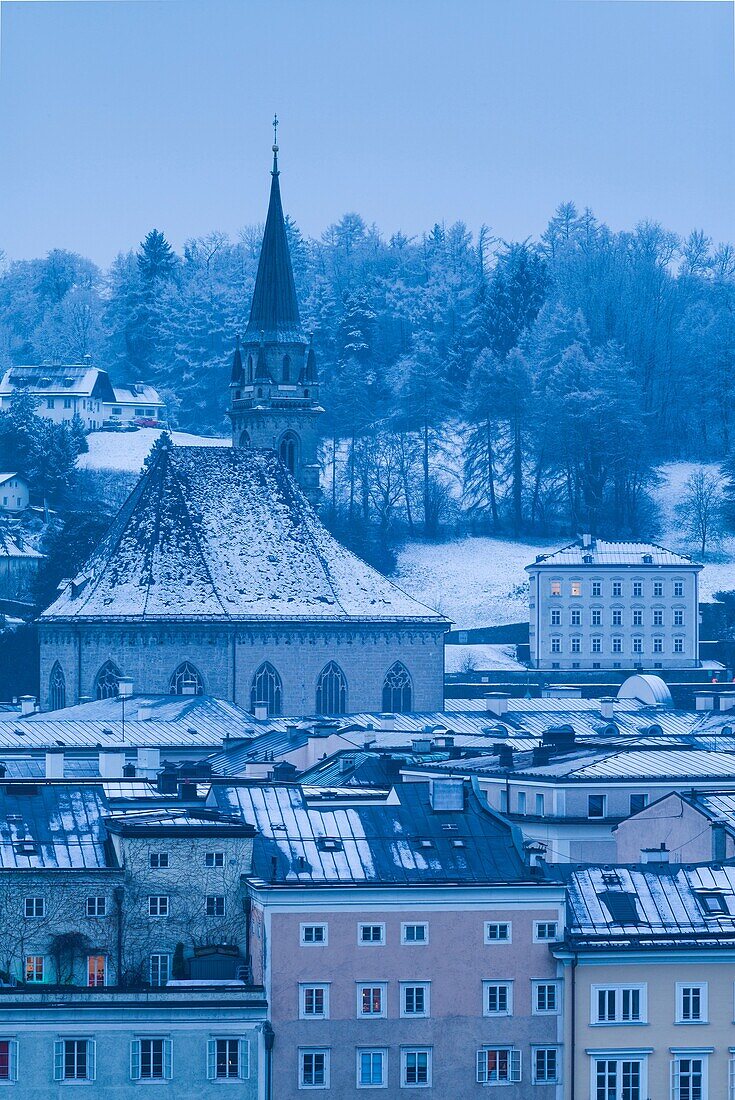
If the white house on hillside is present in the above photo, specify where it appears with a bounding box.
[526,537,701,670]
[103,382,166,425]
[0,473,29,513]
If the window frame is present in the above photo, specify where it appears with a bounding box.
[24,896,45,918]
[484,921,512,944]
[149,852,169,869]
[588,794,607,819]
[300,923,328,946]
[25,955,44,983]
[205,851,225,868]
[401,922,428,945]
[206,1037,249,1081]
[532,1046,560,1085]
[356,1048,387,1089]
[476,1047,522,1085]
[400,1048,432,1089]
[149,953,171,987]
[357,983,388,1019]
[300,983,330,1020]
[87,954,107,988]
[592,984,647,1024]
[358,923,385,946]
[299,1048,330,1089]
[54,1038,96,1082]
[205,895,225,917]
[670,1052,708,1100]
[533,920,559,943]
[0,1040,17,1083]
[483,980,513,1017]
[85,896,107,918]
[676,983,708,1024]
[400,982,430,1019]
[591,1055,647,1100]
[533,980,561,1015]
[148,895,169,917]
[130,1036,173,1081]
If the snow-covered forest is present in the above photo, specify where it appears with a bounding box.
[2,204,734,543]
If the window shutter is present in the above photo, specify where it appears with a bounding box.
[130,1040,141,1081]
[53,1041,64,1082]
[9,1042,17,1083]
[87,1041,96,1081]
[207,1040,216,1080]
[476,1050,487,1084]
[164,1039,173,1081]
[511,1049,521,1082]
[239,1039,249,1080]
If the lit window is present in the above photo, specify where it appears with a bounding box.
[357,1049,386,1088]
[677,983,707,1023]
[300,1049,329,1088]
[533,1048,559,1084]
[571,581,581,597]
[54,1039,95,1081]
[24,897,44,918]
[207,1038,248,1080]
[205,851,225,868]
[401,983,430,1018]
[86,896,106,917]
[402,1049,431,1087]
[359,924,385,945]
[0,1040,17,1082]
[485,922,511,943]
[476,1048,521,1084]
[301,985,329,1019]
[149,896,169,917]
[25,955,44,983]
[588,794,606,819]
[358,985,386,1018]
[534,981,559,1014]
[401,923,427,944]
[131,1038,173,1081]
[550,581,561,597]
[594,985,645,1023]
[205,896,225,917]
[484,981,512,1016]
[87,955,106,987]
[149,954,170,986]
[301,924,327,946]
[534,921,559,942]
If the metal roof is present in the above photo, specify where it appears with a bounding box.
[0,784,113,869]
[527,539,699,569]
[208,781,531,886]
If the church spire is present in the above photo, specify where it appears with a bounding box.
[244,118,304,345]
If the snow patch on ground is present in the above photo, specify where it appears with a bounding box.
[79,429,230,473]
[444,643,526,673]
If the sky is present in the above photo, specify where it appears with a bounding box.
[0,0,733,267]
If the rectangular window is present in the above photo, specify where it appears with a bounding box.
[571,637,581,653]
[149,953,170,987]
[535,793,545,815]
[46,398,54,410]
[633,637,643,654]
[517,791,526,814]
[131,1038,173,1081]
[551,637,561,654]
[402,1049,431,1087]
[571,581,581,597]
[674,582,684,597]
[591,637,602,653]
[550,581,561,597]
[87,955,106,987]
[25,955,44,983]
[63,397,72,409]
[207,1038,248,1080]
[55,1039,95,1081]
[674,637,684,654]
[358,984,387,1018]
[674,610,684,626]
[595,1058,643,1100]
[653,582,663,597]
[300,1049,328,1088]
[205,896,225,916]
[86,896,106,917]
[630,793,648,815]
[485,922,511,943]
[149,852,169,868]
[534,921,558,942]
[612,582,622,597]
[534,981,559,1014]
[612,609,622,627]
[357,1049,386,1088]
[0,1041,16,1082]
[484,981,512,1016]
[149,896,169,917]
[401,923,427,944]
[571,608,581,626]
[653,637,664,653]
[359,924,385,945]
[550,609,561,626]
[633,608,643,626]
[533,1048,559,1084]
[301,924,327,945]
[653,609,664,626]
[677,984,707,1023]
[592,609,602,626]
[588,794,606,819]
[476,1048,521,1084]
[205,851,225,868]
[401,983,430,1018]
[633,582,643,597]
[594,985,645,1023]
[671,1056,706,1100]
[612,637,622,653]
[24,897,44,918]
[301,985,329,1019]
[592,582,602,597]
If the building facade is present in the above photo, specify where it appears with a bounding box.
[103,382,166,425]
[0,474,29,513]
[0,362,115,431]
[527,539,701,671]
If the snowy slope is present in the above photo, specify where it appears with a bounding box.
[78,429,230,473]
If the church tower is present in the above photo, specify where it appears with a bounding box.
[229,120,323,504]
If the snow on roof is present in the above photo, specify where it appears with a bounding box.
[208,781,529,886]
[0,364,115,401]
[617,674,673,706]
[0,473,23,485]
[0,784,113,869]
[42,445,445,624]
[528,539,700,569]
[0,530,43,559]
[110,384,164,405]
[567,864,735,945]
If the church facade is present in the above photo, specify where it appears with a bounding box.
[39,145,447,715]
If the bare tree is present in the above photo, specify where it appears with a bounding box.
[676,467,724,558]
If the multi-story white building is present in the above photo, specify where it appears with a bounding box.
[526,538,701,671]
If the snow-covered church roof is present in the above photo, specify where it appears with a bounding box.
[42,444,445,624]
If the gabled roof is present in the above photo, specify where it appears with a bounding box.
[105,807,254,838]
[0,784,113,869]
[244,151,304,346]
[42,445,444,624]
[110,384,163,405]
[0,364,116,402]
[527,539,699,569]
[209,780,531,886]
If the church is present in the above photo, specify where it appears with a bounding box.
[38,139,447,715]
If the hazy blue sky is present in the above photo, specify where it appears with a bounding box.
[1,0,733,266]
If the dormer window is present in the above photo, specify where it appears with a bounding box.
[642,554,653,564]
[697,891,729,915]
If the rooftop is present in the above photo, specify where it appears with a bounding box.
[528,539,700,569]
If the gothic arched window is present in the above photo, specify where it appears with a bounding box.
[282,355,291,383]
[382,662,412,713]
[315,662,347,716]
[169,662,204,696]
[95,660,122,700]
[279,431,299,476]
[49,662,66,711]
[250,662,282,716]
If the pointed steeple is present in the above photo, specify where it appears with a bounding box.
[244,119,304,344]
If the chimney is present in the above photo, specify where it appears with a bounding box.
[98,751,125,779]
[286,724,300,742]
[532,746,552,766]
[641,843,670,864]
[712,820,728,862]
[44,751,64,779]
[497,745,514,769]
[137,705,152,721]
[695,692,715,711]
[410,736,433,755]
[484,693,509,717]
[599,697,614,720]
[542,724,576,751]
[718,693,735,713]
[429,778,465,811]
[136,747,160,779]
[582,532,592,549]
[435,734,455,750]
[19,696,35,716]
[253,704,268,721]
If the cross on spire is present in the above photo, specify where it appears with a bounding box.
[272,114,279,174]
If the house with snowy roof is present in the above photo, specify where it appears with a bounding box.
[0,360,116,431]
[526,536,701,671]
[38,141,447,714]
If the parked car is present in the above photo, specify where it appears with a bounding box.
[133,417,165,428]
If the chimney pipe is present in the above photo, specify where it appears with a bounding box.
[485,693,509,717]
[253,704,268,721]
[136,747,160,779]
[98,751,125,779]
[599,697,614,720]
[712,821,728,862]
[44,751,64,779]
[695,692,715,712]
[718,693,735,713]
[19,696,35,716]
